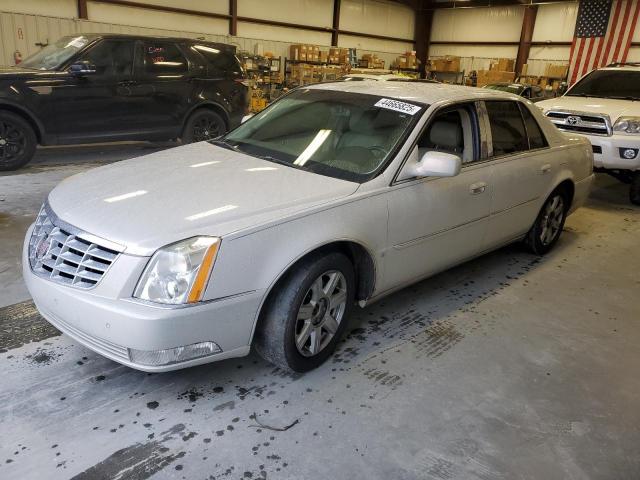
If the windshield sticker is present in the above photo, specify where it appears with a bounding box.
[374,98,421,115]
[66,37,88,49]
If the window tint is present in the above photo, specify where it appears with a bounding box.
[519,104,548,149]
[485,101,528,156]
[80,40,133,77]
[143,42,187,75]
[192,44,239,72]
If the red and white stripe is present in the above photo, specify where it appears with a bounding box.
[568,0,640,85]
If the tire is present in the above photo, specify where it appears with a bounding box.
[0,111,37,171]
[524,189,568,255]
[630,172,640,206]
[181,109,226,144]
[254,252,355,373]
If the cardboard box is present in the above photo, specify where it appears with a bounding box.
[545,64,568,78]
[476,69,515,86]
[496,58,515,72]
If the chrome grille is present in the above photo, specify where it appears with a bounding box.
[546,111,611,136]
[29,205,119,289]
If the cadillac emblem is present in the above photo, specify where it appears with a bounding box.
[566,115,581,126]
[35,235,52,261]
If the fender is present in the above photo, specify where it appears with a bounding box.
[0,99,48,144]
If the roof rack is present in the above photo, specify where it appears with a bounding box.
[606,62,640,67]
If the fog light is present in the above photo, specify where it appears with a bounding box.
[128,341,222,366]
[620,148,638,159]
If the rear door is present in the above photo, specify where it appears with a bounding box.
[482,100,554,247]
[128,40,193,138]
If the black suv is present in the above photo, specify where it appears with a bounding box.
[0,34,248,170]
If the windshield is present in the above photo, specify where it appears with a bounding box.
[21,36,90,70]
[222,89,424,182]
[484,84,524,95]
[566,69,640,99]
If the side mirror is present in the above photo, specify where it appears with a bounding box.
[401,148,462,179]
[69,61,96,76]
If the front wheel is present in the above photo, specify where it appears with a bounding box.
[254,252,355,373]
[630,172,640,205]
[181,109,226,144]
[0,111,37,171]
[525,190,568,255]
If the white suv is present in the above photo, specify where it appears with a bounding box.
[537,64,640,204]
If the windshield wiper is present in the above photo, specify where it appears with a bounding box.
[255,155,296,167]
[604,95,640,101]
[210,139,238,151]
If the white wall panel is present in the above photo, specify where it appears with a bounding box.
[236,21,331,45]
[532,2,578,43]
[86,2,228,35]
[626,47,640,61]
[0,0,77,19]
[129,0,228,15]
[528,45,571,61]
[431,6,524,43]
[238,0,333,28]
[340,0,414,40]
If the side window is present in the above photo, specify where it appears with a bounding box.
[519,104,548,149]
[418,104,477,164]
[143,42,188,75]
[192,44,240,73]
[485,101,528,156]
[79,40,134,77]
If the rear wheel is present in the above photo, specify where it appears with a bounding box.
[630,172,640,205]
[254,252,355,373]
[525,190,568,255]
[182,109,226,144]
[0,111,37,171]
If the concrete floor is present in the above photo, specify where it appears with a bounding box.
[1,145,639,480]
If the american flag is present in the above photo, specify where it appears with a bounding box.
[568,0,640,84]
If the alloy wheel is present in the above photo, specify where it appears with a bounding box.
[192,116,222,142]
[539,195,565,246]
[295,270,347,357]
[0,120,26,166]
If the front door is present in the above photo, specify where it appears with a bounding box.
[383,103,493,291]
[51,39,137,143]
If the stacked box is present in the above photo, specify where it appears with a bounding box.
[430,55,460,72]
[476,69,515,86]
[545,64,569,78]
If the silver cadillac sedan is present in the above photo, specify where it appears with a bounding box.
[23,82,594,373]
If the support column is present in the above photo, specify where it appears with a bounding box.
[415,2,433,79]
[332,0,341,46]
[78,0,88,19]
[515,5,538,78]
[229,0,238,36]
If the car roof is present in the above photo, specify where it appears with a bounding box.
[307,80,523,105]
[598,64,640,72]
[70,33,232,50]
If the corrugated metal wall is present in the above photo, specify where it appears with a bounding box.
[0,9,409,69]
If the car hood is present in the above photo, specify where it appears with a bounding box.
[0,67,39,79]
[48,142,359,255]
[537,96,640,122]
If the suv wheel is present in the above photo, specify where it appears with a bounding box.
[254,252,355,373]
[630,172,640,205]
[0,111,37,171]
[182,110,226,143]
[525,189,568,255]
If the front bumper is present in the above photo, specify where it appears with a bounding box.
[23,225,262,372]
[582,133,640,171]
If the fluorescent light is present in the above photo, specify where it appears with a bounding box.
[245,167,277,171]
[190,161,220,168]
[104,190,147,203]
[185,205,238,221]
[294,129,332,166]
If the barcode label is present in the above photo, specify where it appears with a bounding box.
[374,98,421,115]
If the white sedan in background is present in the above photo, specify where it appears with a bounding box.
[24,82,594,373]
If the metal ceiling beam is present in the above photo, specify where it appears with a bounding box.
[515,5,538,76]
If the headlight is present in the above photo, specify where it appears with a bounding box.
[613,116,640,134]
[133,236,220,305]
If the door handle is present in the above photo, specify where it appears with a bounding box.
[541,163,552,174]
[469,182,487,195]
